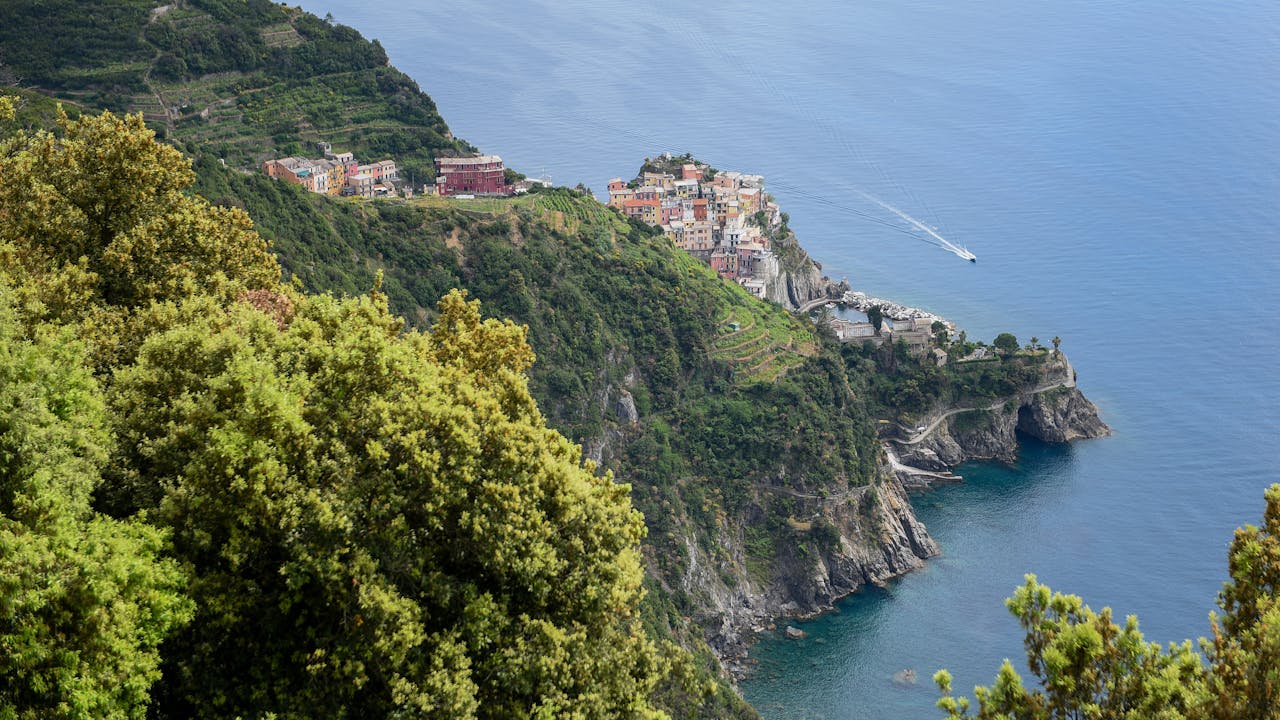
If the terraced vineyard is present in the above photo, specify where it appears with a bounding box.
[536,192,610,223]
[709,293,816,384]
[0,0,467,179]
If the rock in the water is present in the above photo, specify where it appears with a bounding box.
[892,668,918,686]
[784,625,807,640]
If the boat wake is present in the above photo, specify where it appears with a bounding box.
[543,111,977,261]
[854,191,976,262]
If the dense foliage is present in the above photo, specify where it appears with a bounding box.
[936,484,1280,720]
[0,105,692,718]
[841,333,1050,418]
[0,286,192,720]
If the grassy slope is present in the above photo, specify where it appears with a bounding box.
[193,165,878,489]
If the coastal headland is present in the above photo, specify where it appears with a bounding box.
[602,156,1109,673]
[0,2,1113,714]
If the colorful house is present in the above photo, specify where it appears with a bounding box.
[622,198,660,226]
[435,155,510,196]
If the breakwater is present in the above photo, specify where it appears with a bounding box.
[840,290,949,327]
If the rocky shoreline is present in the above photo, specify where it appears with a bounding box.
[688,465,940,679]
[711,354,1109,681]
[888,355,1110,482]
[841,289,948,325]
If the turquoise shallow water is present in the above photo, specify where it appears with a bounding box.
[301,2,1280,717]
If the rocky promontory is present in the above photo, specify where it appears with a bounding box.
[673,466,939,673]
[763,230,849,311]
[890,355,1110,479]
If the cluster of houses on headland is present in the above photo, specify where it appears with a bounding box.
[607,160,780,299]
[262,143,400,198]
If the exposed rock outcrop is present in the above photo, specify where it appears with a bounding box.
[891,356,1109,481]
[762,231,847,310]
[1018,386,1109,442]
[673,468,938,672]
[615,389,639,425]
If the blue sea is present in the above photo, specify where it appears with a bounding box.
[302,2,1280,717]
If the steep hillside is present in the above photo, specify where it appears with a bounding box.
[1,0,1107,709]
[0,0,467,178]
[191,166,941,663]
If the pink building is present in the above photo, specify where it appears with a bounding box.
[709,249,737,279]
[660,201,684,225]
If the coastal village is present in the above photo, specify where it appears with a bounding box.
[607,158,777,299]
[607,156,952,358]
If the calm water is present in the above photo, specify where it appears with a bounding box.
[302,2,1280,717]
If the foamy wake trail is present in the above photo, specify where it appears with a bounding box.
[854,190,970,257]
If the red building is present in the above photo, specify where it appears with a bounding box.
[435,155,510,196]
[692,197,709,221]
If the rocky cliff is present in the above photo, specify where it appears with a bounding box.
[763,230,847,310]
[893,357,1109,476]
[669,467,938,674]
[1017,385,1110,442]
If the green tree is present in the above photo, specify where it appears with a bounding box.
[936,484,1280,720]
[0,94,15,127]
[814,306,835,337]
[108,289,667,719]
[0,286,192,720]
[934,576,1205,720]
[0,109,278,361]
[993,332,1019,356]
[867,304,884,335]
[932,320,950,347]
[1203,484,1280,720]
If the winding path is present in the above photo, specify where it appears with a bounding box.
[894,357,1076,446]
[883,445,961,484]
[796,297,833,314]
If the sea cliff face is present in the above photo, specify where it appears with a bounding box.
[762,230,847,310]
[669,467,938,672]
[893,357,1110,476]
[1017,385,1111,442]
